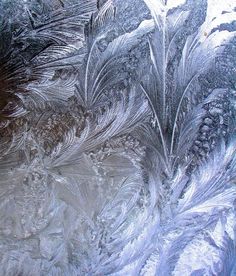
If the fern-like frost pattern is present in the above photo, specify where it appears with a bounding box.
[0,0,236,275]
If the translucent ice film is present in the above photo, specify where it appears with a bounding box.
[0,0,236,275]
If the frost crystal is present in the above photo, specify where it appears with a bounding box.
[0,0,236,275]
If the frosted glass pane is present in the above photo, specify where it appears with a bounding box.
[0,0,236,275]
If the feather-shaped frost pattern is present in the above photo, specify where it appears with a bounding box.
[49,88,149,167]
[82,19,155,107]
[0,0,236,275]
[141,0,236,170]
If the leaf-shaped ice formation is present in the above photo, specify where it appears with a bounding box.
[142,0,236,170]
[0,0,236,275]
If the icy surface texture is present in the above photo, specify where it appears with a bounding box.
[0,0,236,275]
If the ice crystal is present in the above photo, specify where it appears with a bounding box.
[0,0,236,275]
